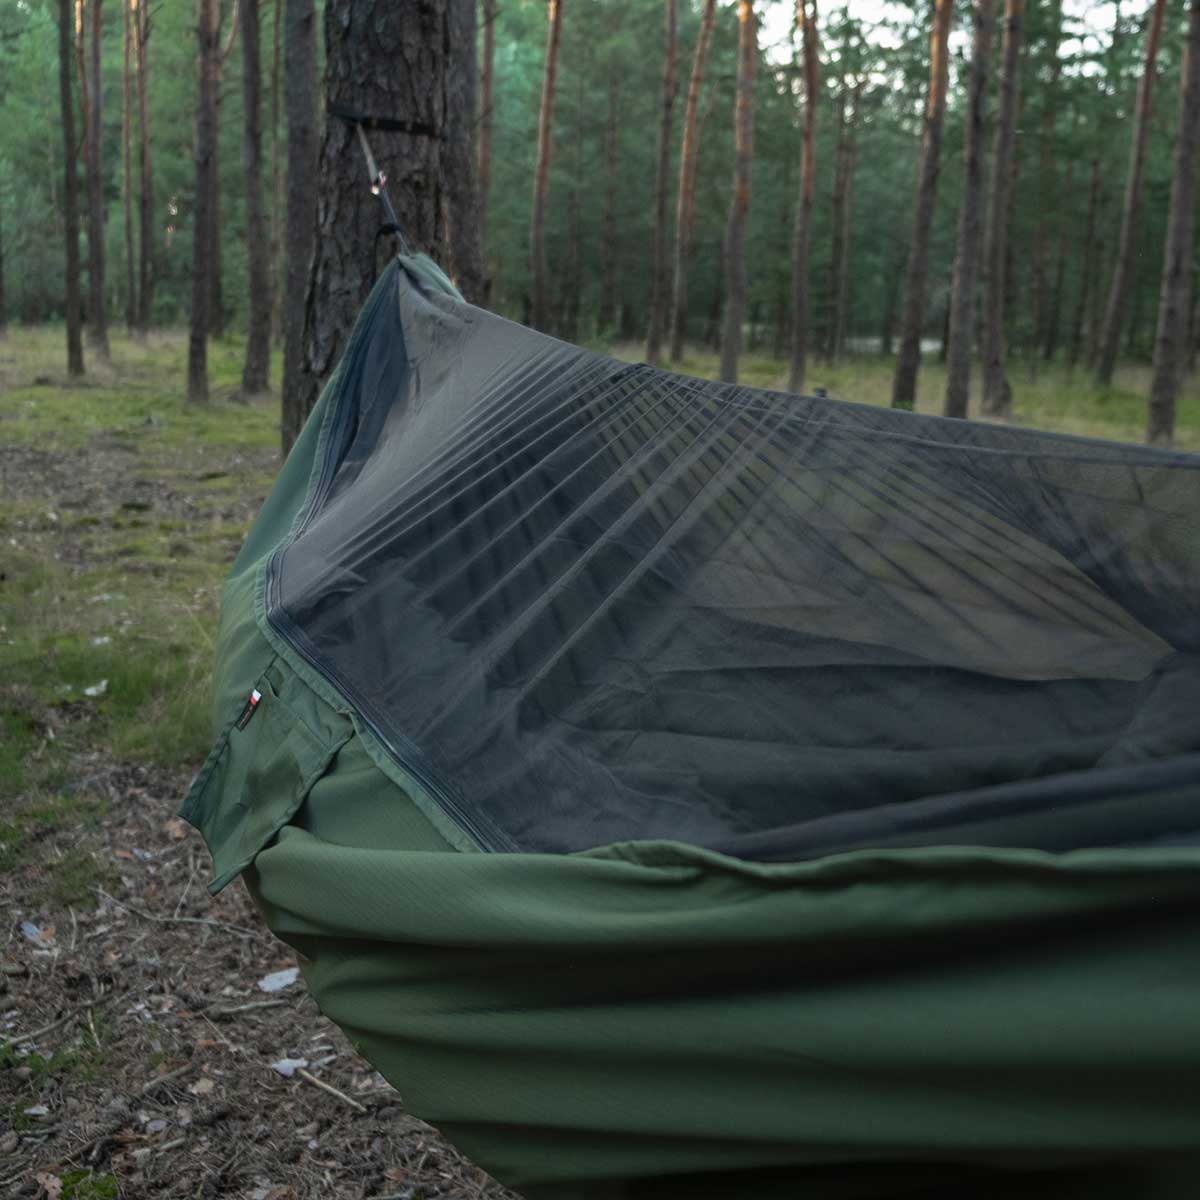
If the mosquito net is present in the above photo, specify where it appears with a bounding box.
[264,258,1200,862]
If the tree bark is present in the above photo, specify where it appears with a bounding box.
[645,0,678,365]
[187,0,219,405]
[943,0,995,419]
[979,0,1024,419]
[827,74,860,364]
[1068,155,1101,370]
[479,0,496,285]
[1147,0,1200,446]
[1041,157,1072,363]
[59,0,85,375]
[296,0,464,438]
[787,0,819,393]
[668,0,717,362]
[530,0,565,333]
[280,0,318,455]
[443,0,485,304]
[78,0,110,358]
[890,0,953,410]
[601,64,619,332]
[1093,0,1167,389]
[134,0,153,331]
[122,0,136,330]
[719,0,758,384]
[269,0,282,341]
[241,0,271,394]
[208,4,239,340]
[1029,0,1061,366]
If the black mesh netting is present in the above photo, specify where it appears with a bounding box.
[267,260,1200,860]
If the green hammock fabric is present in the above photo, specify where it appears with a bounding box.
[182,255,1200,1198]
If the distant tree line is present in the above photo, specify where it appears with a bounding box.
[0,0,1198,446]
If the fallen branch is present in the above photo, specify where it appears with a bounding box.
[95,887,259,939]
[209,998,289,1019]
[297,1068,367,1113]
[141,1063,193,1094]
[7,1009,79,1045]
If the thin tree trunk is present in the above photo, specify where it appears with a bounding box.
[0,199,5,338]
[296,1,462,437]
[564,71,584,340]
[646,0,678,365]
[1068,155,1101,370]
[719,0,758,384]
[890,0,953,410]
[187,0,219,405]
[479,0,496,288]
[269,0,282,341]
[530,0,565,333]
[78,0,110,358]
[788,0,819,393]
[1147,0,1200,446]
[831,86,860,361]
[61,0,85,374]
[980,0,1025,419]
[123,0,136,330]
[1029,0,1061,367]
[443,0,485,304]
[943,0,995,419]
[1041,156,1073,363]
[1093,0,1167,389]
[669,0,717,362]
[601,65,619,332]
[825,80,848,362]
[134,0,153,331]
[241,0,271,394]
[280,0,317,454]
[207,4,239,341]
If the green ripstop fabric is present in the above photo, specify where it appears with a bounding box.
[181,253,1200,1198]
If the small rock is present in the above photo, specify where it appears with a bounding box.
[0,1130,19,1154]
[145,1119,168,1135]
[23,1104,50,1119]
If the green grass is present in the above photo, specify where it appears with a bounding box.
[0,326,279,891]
[611,342,1200,451]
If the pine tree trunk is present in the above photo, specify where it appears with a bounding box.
[601,66,619,332]
[296,0,463,433]
[668,0,717,362]
[980,0,1025,419]
[1041,156,1073,363]
[79,0,110,358]
[1068,155,1101,370]
[60,0,85,375]
[187,0,219,405]
[564,72,584,340]
[646,0,678,365]
[890,0,953,410]
[531,0,565,333]
[0,199,5,338]
[479,0,496,288]
[123,0,136,330]
[208,7,239,342]
[1029,0,1061,367]
[831,85,859,362]
[443,0,485,305]
[1093,0,1167,389]
[280,0,317,455]
[826,81,848,363]
[943,0,995,419]
[134,0,153,331]
[1147,0,1200,446]
[269,0,282,341]
[719,0,758,385]
[241,0,271,395]
[787,0,819,393]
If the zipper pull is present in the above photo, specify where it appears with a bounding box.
[235,688,263,730]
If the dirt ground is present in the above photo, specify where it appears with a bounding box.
[1,348,518,1200]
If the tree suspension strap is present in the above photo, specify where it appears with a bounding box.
[327,101,442,258]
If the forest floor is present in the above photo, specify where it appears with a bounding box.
[2,326,1198,1200]
[0,330,514,1200]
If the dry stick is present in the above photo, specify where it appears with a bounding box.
[8,1009,79,1045]
[141,1063,194,1094]
[297,1068,368,1113]
[209,998,289,1018]
[96,887,259,939]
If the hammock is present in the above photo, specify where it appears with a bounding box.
[183,255,1200,1199]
